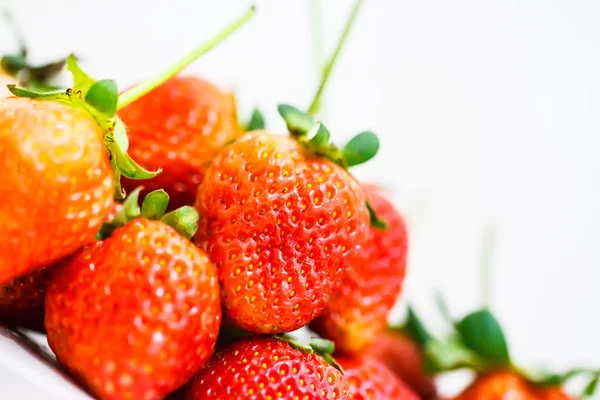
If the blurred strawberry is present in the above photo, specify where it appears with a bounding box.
[119,76,243,209]
[337,355,419,400]
[185,336,350,400]
[364,330,437,399]
[45,190,221,400]
[311,184,408,353]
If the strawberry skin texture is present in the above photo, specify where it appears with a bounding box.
[0,265,53,331]
[0,97,114,284]
[45,219,221,400]
[195,131,370,334]
[119,76,243,209]
[453,370,573,400]
[337,356,419,400]
[311,184,408,353]
[0,202,121,331]
[185,336,351,400]
[363,330,437,399]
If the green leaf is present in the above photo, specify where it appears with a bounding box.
[584,375,599,397]
[66,54,94,96]
[309,338,335,355]
[85,79,118,117]
[456,309,510,365]
[342,130,379,167]
[308,122,331,148]
[95,187,142,239]
[161,206,199,239]
[366,201,387,229]
[424,337,483,374]
[105,118,161,199]
[245,108,266,131]
[277,104,314,136]
[141,190,169,220]
[7,84,69,101]
[403,305,433,347]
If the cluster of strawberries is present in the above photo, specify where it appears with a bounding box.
[0,3,597,400]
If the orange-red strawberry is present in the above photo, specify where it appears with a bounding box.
[311,184,408,353]
[453,370,575,400]
[45,191,221,400]
[453,370,535,400]
[0,97,114,284]
[119,75,243,209]
[336,355,419,400]
[195,130,370,334]
[185,336,350,400]
[364,330,437,399]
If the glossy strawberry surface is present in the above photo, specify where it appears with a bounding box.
[195,130,370,334]
[185,337,350,400]
[311,185,408,353]
[119,76,242,209]
[45,219,221,400]
[337,356,419,400]
[0,97,114,284]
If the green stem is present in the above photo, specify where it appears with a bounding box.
[307,0,363,116]
[117,6,255,110]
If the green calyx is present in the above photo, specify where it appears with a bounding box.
[244,108,266,131]
[277,104,386,229]
[395,304,600,398]
[1,10,65,91]
[275,335,343,373]
[7,6,255,200]
[96,187,199,240]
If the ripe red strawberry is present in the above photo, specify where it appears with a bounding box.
[185,336,350,400]
[119,76,243,210]
[45,191,221,400]
[0,97,115,284]
[311,184,408,353]
[195,129,371,334]
[363,330,437,399]
[336,355,419,400]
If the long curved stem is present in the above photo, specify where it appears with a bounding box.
[118,6,255,110]
[307,0,364,116]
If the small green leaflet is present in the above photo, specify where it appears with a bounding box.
[456,309,511,365]
[161,206,199,239]
[141,190,169,220]
[277,104,315,136]
[245,108,266,131]
[342,131,379,167]
[366,201,387,229]
[85,79,118,117]
[95,187,142,240]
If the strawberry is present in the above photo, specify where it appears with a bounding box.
[311,184,408,353]
[185,336,350,400]
[336,355,419,400]
[0,7,255,285]
[453,370,575,400]
[194,128,372,334]
[0,96,115,284]
[119,76,243,209]
[363,330,437,399]
[45,189,221,400]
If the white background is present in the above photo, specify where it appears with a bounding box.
[0,0,598,398]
